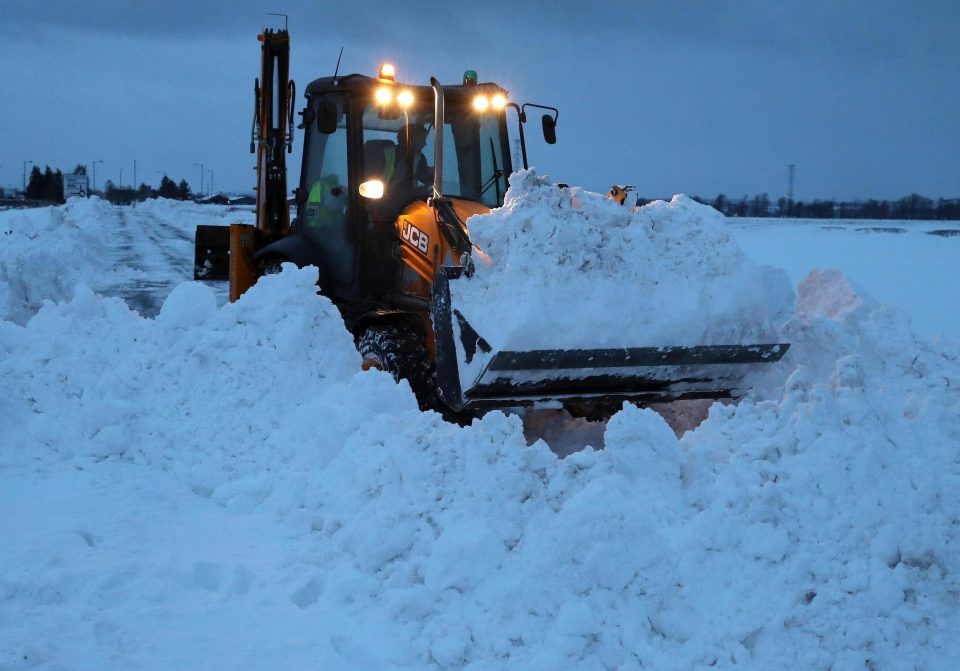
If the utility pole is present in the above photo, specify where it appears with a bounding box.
[23,160,32,193]
[787,164,796,217]
[93,160,103,194]
[133,159,137,189]
[194,162,204,197]
[120,168,123,188]
[208,169,213,196]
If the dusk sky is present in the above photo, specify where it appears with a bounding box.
[3,1,958,201]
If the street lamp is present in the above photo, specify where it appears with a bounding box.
[194,162,204,197]
[92,160,103,194]
[23,160,33,193]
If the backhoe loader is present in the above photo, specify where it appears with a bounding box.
[194,28,789,417]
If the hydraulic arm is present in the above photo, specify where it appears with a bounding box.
[224,28,296,300]
[253,28,295,241]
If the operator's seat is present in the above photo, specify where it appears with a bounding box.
[363,139,397,182]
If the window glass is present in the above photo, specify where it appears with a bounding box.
[301,95,352,283]
[361,104,436,202]
[442,95,509,207]
[359,90,510,207]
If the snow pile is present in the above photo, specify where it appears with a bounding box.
[1,266,376,473]
[250,271,960,669]
[2,198,959,668]
[675,270,960,667]
[0,197,254,324]
[0,197,112,324]
[455,170,793,350]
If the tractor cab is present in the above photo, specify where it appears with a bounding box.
[269,67,517,327]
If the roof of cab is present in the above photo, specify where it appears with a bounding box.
[303,74,505,99]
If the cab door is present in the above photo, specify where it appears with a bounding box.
[299,93,355,288]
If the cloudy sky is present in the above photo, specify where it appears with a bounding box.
[3,1,958,201]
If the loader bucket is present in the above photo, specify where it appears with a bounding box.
[194,225,231,281]
[431,267,789,413]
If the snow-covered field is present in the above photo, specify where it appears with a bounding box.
[727,216,960,341]
[1,188,958,670]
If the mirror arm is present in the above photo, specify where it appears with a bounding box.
[506,102,528,170]
[430,77,445,200]
[297,106,315,130]
[521,102,559,125]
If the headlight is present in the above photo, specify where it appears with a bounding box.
[491,94,507,109]
[359,180,384,199]
[473,95,489,111]
[375,87,392,105]
[397,90,414,107]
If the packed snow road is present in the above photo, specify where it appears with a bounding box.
[0,197,247,323]
[99,204,196,316]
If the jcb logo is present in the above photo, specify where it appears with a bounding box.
[401,220,430,255]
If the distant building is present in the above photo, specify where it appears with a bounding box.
[64,174,90,199]
[197,194,231,205]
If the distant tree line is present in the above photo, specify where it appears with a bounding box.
[102,175,193,204]
[640,192,960,220]
[18,164,960,220]
[25,165,65,202]
[22,165,197,205]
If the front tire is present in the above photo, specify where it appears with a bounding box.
[259,255,288,276]
[357,321,436,411]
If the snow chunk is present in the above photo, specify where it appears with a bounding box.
[453,169,791,351]
[796,268,874,320]
[157,281,217,329]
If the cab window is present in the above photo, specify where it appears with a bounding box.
[301,94,353,284]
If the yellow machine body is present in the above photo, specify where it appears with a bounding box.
[395,198,489,294]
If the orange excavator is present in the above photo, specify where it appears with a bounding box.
[194,27,789,417]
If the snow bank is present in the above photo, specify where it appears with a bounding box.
[454,170,793,351]
[675,270,960,668]
[2,266,377,473]
[250,270,958,669]
[135,196,254,230]
[2,198,959,669]
[0,197,253,325]
[0,197,112,324]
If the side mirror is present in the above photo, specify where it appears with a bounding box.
[541,114,557,145]
[317,102,338,134]
[298,107,315,130]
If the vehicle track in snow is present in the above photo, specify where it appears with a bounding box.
[100,205,195,317]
